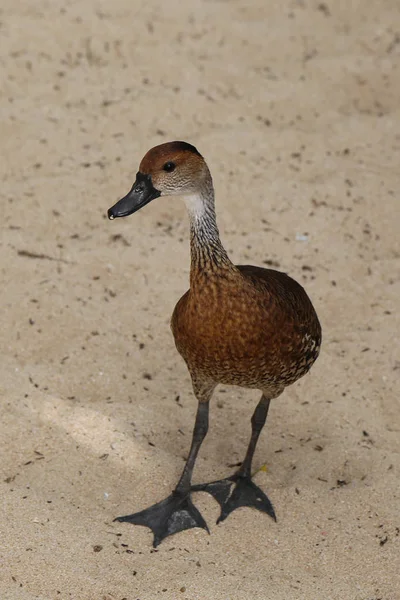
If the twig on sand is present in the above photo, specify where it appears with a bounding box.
[17,249,71,264]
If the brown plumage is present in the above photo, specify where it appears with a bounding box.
[108,141,321,547]
[172,265,320,396]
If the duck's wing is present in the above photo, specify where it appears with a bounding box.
[237,264,319,322]
[236,264,304,296]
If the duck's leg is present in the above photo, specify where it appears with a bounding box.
[114,384,215,547]
[192,394,276,523]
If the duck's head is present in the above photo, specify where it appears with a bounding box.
[108,141,208,219]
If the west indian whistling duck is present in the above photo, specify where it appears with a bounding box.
[108,141,321,547]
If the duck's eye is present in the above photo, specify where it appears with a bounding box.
[163,161,176,172]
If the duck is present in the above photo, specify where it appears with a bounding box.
[108,141,321,547]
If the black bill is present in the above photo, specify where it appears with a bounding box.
[108,172,161,219]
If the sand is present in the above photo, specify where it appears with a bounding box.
[1,0,399,598]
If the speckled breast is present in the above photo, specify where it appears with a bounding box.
[170,275,321,391]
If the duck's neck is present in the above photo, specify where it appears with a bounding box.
[184,171,234,284]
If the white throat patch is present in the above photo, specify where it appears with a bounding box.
[183,193,207,219]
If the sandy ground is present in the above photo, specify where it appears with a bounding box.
[1,0,399,599]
